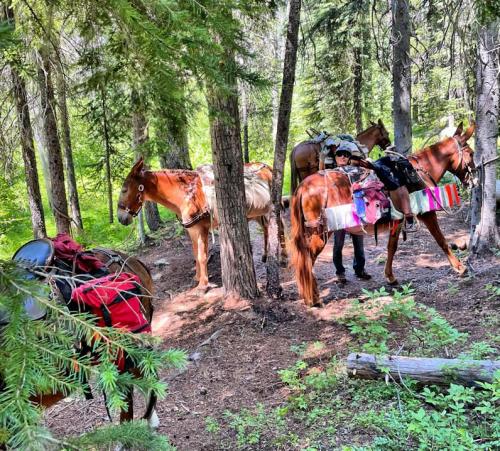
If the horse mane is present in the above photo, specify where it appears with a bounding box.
[411,136,455,161]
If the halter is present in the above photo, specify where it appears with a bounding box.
[451,137,476,187]
[124,184,144,217]
[374,124,391,150]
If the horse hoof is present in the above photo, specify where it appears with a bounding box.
[458,267,468,277]
[261,255,267,263]
[386,278,399,286]
[148,409,160,429]
[192,285,209,295]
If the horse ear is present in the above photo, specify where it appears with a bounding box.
[132,157,144,175]
[463,122,475,142]
[453,122,464,136]
[369,120,376,126]
[377,118,384,127]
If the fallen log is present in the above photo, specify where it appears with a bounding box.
[347,353,500,387]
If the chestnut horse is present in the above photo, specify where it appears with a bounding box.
[290,123,476,306]
[23,249,158,425]
[290,119,391,193]
[118,158,285,292]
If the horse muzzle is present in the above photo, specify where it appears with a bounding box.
[117,208,133,226]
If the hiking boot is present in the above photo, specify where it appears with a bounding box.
[355,271,372,280]
[336,273,347,284]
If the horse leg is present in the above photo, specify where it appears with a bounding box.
[186,227,203,284]
[194,225,210,292]
[308,234,327,307]
[418,212,467,275]
[385,224,402,285]
[120,387,134,423]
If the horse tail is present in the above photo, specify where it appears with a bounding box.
[290,146,298,194]
[289,186,314,304]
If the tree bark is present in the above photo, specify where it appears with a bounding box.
[4,2,46,238]
[206,52,258,299]
[469,18,500,253]
[391,0,412,155]
[100,85,114,224]
[347,353,500,387]
[132,89,148,241]
[271,4,287,150]
[56,66,83,231]
[353,45,363,134]
[157,95,192,170]
[241,83,249,163]
[131,90,161,235]
[266,0,301,298]
[37,47,70,234]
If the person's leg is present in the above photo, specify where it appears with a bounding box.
[333,230,346,279]
[352,234,371,279]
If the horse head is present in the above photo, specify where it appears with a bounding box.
[450,122,477,188]
[367,119,391,150]
[117,157,147,225]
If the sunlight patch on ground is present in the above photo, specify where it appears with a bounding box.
[311,296,393,322]
[152,287,251,339]
[414,253,449,269]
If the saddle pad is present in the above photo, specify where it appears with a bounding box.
[325,183,461,231]
[325,203,362,231]
[391,183,461,219]
[196,164,271,221]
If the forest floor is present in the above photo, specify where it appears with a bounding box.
[45,208,500,450]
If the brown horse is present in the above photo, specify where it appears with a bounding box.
[290,119,392,193]
[290,123,476,307]
[25,249,158,425]
[118,158,286,292]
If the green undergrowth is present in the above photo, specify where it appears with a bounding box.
[205,286,500,450]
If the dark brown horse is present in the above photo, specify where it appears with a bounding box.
[25,249,158,425]
[118,159,286,292]
[290,123,476,307]
[290,119,391,193]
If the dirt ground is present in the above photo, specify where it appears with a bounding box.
[45,209,500,449]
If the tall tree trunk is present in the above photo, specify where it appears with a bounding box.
[157,95,192,170]
[271,4,287,150]
[206,52,258,299]
[131,90,161,235]
[100,86,114,224]
[353,45,363,134]
[3,3,46,238]
[391,0,412,155]
[469,18,499,254]
[56,66,83,231]
[37,48,70,234]
[241,83,250,163]
[31,101,51,203]
[266,0,301,298]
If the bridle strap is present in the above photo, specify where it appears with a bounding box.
[124,184,145,217]
[451,137,464,173]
